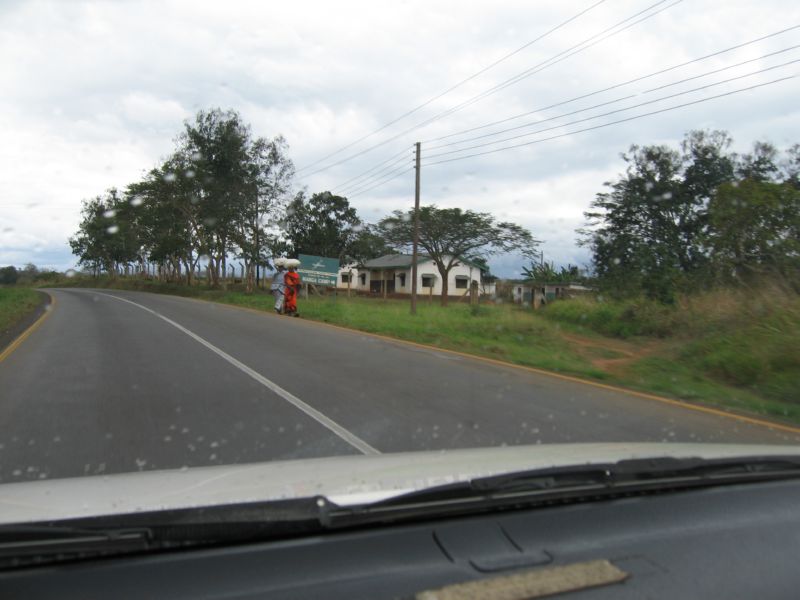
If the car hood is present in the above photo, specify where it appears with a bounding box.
[1,443,799,524]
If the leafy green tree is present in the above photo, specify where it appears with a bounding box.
[344,226,394,265]
[707,180,800,286]
[522,262,581,283]
[582,130,745,301]
[71,108,294,291]
[582,143,687,302]
[0,266,18,285]
[69,189,140,277]
[781,144,800,189]
[736,141,780,182]
[377,205,537,305]
[282,191,361,263]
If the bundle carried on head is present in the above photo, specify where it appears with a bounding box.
[284,258,301,268]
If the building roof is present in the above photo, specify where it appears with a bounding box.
[362,254,430,269]
[361,254,486,270]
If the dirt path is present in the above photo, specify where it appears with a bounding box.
[560,332,665,376]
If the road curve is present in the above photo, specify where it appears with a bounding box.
[1,288,797,483]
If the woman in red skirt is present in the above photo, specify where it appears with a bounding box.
[283,259,302,317]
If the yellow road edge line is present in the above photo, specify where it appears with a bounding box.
[0,291,55,363]
[92,289,800,435]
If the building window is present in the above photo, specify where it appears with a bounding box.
[398,273,406,287]
[341,273,350,283]
[422,275,434,288]
[455,276,468,289]
[359,273,366,286]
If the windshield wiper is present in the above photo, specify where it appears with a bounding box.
[0,497,328,570]
[324,455,800,527]
[4,455,800,569]
[0,525,152,570]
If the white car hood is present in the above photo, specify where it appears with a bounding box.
[1,443,799,524]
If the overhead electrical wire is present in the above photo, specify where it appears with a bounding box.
[424,53,800,153]
[295,0,608,175]
[410,0,681,132]
[345,166,414,199]
[335,149,414,196]
[297,0,680,180]
[420,75,796,167]
[424,24,800,144]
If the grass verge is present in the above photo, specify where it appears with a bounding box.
[0,287,42,336]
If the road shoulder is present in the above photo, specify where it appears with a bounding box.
[0,290,52,356]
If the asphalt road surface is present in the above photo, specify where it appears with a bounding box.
[1,288,798,483]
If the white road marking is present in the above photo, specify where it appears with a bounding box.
[94,291,380,455]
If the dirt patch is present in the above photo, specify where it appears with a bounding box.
[560,332,663,376]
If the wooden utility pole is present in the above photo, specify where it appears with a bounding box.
[410,142,421,315]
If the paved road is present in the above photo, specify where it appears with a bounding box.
[1,288,798,483]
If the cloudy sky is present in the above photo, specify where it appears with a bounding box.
[1,0,799,276]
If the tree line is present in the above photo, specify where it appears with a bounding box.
[581,130,800,302]
[69,108,537,302]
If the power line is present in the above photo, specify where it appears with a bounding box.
[345,167,414,199]
[336,151,414,196]
[295,0,608,175]
[413,0,681,132]
[297,0,680,180]
[425,61,800,159]
[425,52,800,153]
[425,24,800,144]
[422,75,796,167]
[335,148,413,189]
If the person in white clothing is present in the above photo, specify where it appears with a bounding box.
[270,258,286,314]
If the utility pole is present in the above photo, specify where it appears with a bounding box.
[255,199,260,288]
[410,142,421,315]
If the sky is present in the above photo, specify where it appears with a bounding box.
[1,0,799,277]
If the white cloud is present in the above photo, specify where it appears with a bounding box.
[1,0,799,274]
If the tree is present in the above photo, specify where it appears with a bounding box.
[69,189,140,277]
[736,141,780,182]
[582,143,687,302]
[282,191,361,262]
[70,108,295,292]
[344,225,394,265]
[707,180,800,286]
[581,130,744,301]
[377,205,538,305]
[522,261,581,283]
[0,266,19,285]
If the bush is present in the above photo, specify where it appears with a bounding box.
[542,296,676,338]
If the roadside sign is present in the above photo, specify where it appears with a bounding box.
[297,254,339,287]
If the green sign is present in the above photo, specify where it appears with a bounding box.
[297,254,339,286]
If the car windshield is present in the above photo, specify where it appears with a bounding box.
[1,0,799,526]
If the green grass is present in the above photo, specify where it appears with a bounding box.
[0,287,42,334]
[56,276,800,425]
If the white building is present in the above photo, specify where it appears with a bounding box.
[337,254,495,297]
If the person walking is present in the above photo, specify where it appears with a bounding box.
[283,259,302,317]
[270,258,286,314]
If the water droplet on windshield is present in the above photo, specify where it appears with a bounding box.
[163,172,177,183]
[185,169,196,179]
[130,195,144,207]
[64,269,76,278]
[103,209,116,218]
[106,225,119,234]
